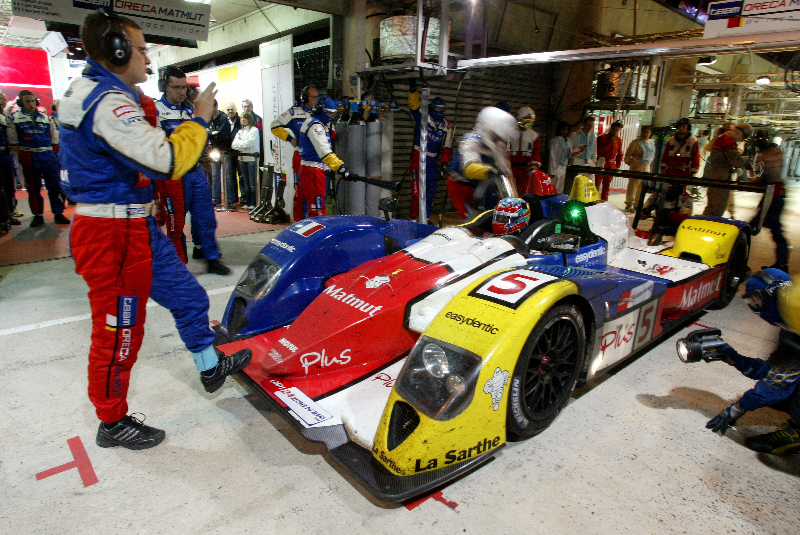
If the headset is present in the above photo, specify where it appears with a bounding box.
[158,72,166,93]
[300,85,318,107]
[158,66,186,94]
[101,10,131,67]
[16,91,39,108]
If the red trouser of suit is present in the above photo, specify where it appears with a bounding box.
[153,179,187,262]
[594,168,615,201]
[71,214,213,423]
[293,165,326,221]
[446,177,476,219]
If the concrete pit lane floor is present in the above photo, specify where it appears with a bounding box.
[1,189,799,535]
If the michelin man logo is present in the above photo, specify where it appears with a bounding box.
[484,367,509,411]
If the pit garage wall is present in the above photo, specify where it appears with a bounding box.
[0,46,54,111]
[388,63,554,218]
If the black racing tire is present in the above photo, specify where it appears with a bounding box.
[507,303,586,440]
[708,232,749,310]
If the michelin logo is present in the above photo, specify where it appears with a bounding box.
[271,239,295,252]
[575,246,606,264]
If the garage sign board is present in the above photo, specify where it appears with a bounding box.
[705,0,800,38]
[11,0,211,41]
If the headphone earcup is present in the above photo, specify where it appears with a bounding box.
[158,77,166,93]
[103,29,131,67]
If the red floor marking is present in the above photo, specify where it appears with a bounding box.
[35,437,98,487]
[692,320,712,329]
[404,489,458,511]
[211,320,221,326]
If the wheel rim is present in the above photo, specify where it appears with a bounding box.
[522,315,580,417]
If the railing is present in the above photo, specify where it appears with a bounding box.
[565,165,774,234]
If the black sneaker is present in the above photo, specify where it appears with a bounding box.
[207,259,231,275]
[8,217,20,226]
[746,422,800,455]
[192,246,205,260]
[30,215,44,227]
[200,348,252,393]
[96,414,165,450]
[53,213,71,225]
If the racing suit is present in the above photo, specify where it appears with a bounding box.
[409,90,453,219]
[272,105,345,221]
[155,94,221,263]
[595,133,623,201]
[509,128,541,195]
[659,133,700,178]
[753,145,788,268]
[58,59,216,424]
[448,130,512,219]
[7,107,64,216]
[0,112,16,215]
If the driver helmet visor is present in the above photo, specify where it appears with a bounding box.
[432,103,447,112]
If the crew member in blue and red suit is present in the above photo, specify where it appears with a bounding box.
[272,86,348,221]
[7,89,68,227]
[155,66,229,274]
[408,79,453,220]
[58,10,250,450]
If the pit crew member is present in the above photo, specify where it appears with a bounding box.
[408,79,453,220]
[7,89,67,227]
[447,106,517,220]
[568,116,597,180]
[509,106,541,194]
[155,66,230,274]
[58,10,250,450]
[703,122,751,217]
[595,121,624,201]
[704,270,800,455]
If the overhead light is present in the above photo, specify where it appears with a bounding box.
[756,76,772,85]
[697,56,717,65]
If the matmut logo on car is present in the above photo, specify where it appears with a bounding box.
[291,221,325,237]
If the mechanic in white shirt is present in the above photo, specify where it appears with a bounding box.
[231,111,260,209]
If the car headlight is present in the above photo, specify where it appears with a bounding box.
[396,336,483,421]
[235,253,282,301]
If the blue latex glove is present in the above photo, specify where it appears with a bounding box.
[706,402,746,434]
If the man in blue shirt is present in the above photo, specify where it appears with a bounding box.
[704,269,800,455]
[568,116,597,181]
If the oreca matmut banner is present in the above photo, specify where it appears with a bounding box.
[704,0,800,38]
[12,0,211,41]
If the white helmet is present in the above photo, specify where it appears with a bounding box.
[517,106,536,129]
[475,106,518,145]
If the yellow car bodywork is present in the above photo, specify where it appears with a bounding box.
[371,270,579,476]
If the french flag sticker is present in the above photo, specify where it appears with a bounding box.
[292,221,325,237]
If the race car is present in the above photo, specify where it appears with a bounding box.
[215,175,750,502]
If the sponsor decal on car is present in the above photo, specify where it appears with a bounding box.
[617,281,654,312]
[270,239,295,252]
[510,377,527,428]
[484,368,509,410]
[470,270,558,309]
[277,337,298,352]
[444,311,499,334]
[322,285,383,316]
[410,436,502,473]
[291,221,325,237]
[575,246,606,264]
[637,259,674,276]
[299,348,352,374]
[372,448,403,474]
[677,272,723,310]
[262,378,333,426]
[360,275,392,289]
